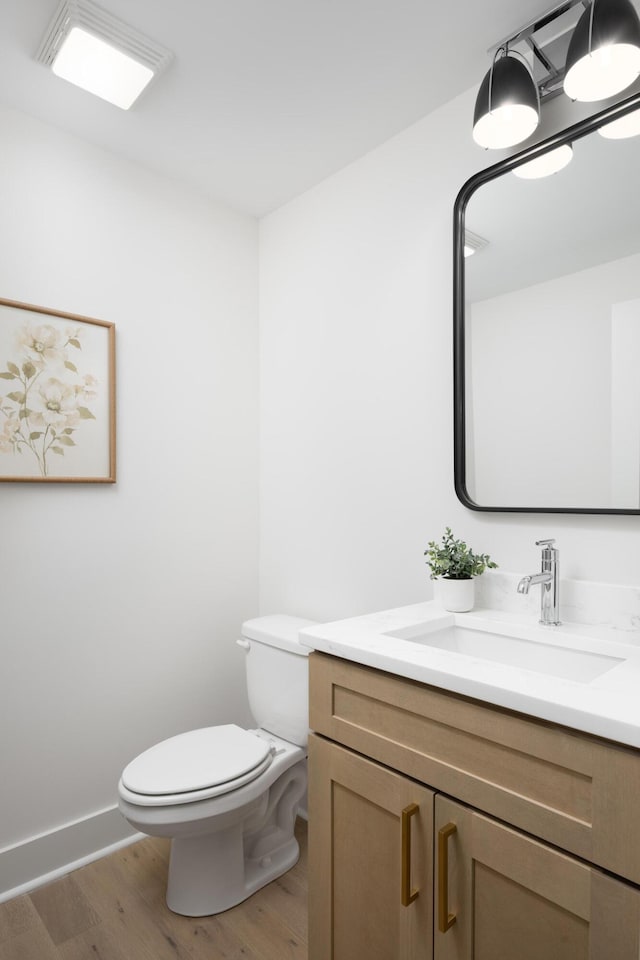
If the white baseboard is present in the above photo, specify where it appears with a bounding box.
[0,805,143,903]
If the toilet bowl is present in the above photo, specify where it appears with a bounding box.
[117,614,316,917]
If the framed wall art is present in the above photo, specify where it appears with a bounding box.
[0,298,116,482]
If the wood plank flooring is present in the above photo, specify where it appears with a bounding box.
[0,819,308,960]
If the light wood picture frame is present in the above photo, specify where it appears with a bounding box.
[0,297,116,482]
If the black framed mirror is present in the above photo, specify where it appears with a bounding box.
[454,89,640,514]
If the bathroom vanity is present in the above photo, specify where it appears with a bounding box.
[301,603,640,959]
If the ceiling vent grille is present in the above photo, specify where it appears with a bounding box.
[36,0,173,77]
[464,230,490,256]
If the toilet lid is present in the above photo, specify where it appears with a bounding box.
[121,724,272,797]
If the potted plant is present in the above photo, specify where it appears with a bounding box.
[424,527,497,612]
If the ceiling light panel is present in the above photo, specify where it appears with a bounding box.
[36,0,173,109]
[464,230,490,256]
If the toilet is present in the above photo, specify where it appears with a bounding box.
[117,614,317,917]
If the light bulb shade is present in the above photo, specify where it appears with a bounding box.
[473,55,540,149]
[598,104,640,136]
[512,143,574,178]
[564,0,640,101]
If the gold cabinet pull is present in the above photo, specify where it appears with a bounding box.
[438,822,457,932]
[401,803,420,906]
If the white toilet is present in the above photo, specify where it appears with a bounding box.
[117,614,317,917]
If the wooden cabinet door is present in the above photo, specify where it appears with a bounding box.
[308,733,434,960]
[434,795,640,960]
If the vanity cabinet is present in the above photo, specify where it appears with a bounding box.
[434,795,640,959]
[309,734,433,959]
[308,652,640,959]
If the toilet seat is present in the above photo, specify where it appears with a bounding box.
[120,725,274,807]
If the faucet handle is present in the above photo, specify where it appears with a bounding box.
[535,538,556,547]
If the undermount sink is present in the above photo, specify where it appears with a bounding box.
[383,622,626,683]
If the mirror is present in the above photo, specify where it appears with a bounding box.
[454,91,640,514]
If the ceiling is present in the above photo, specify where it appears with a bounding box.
[466,124,640,302]
[0,0,555,216]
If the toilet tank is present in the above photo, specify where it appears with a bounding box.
[240,615,318,747]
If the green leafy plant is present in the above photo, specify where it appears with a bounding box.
[424,527,497,581]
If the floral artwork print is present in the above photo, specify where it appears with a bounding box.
[0,319,98,477]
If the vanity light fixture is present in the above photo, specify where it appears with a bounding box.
[473,50,540,148]
[36,0,173,109]
[512,142,574,177]
[564,0,640,101]
[473,0,640,148]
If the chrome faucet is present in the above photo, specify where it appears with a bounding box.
[517,539,561,626]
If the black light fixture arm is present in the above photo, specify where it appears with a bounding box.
[486,45,507,113]
[587,0,597,53]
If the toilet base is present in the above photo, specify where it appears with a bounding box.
[166,828,300,916]
[165,759,306,916]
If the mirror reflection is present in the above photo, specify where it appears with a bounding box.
[459,102,640,512]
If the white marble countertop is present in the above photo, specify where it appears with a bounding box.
[299,601,640,749]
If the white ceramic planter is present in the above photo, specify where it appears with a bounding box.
[434,577,475,613]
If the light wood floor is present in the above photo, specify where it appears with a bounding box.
[0,819,308,960]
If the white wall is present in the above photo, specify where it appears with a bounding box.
[4,70,640,896]
[259,86,640,626]
[0,104,259,881]
[468,252,640,508]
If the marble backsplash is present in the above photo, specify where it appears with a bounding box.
[475,570,640,635]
